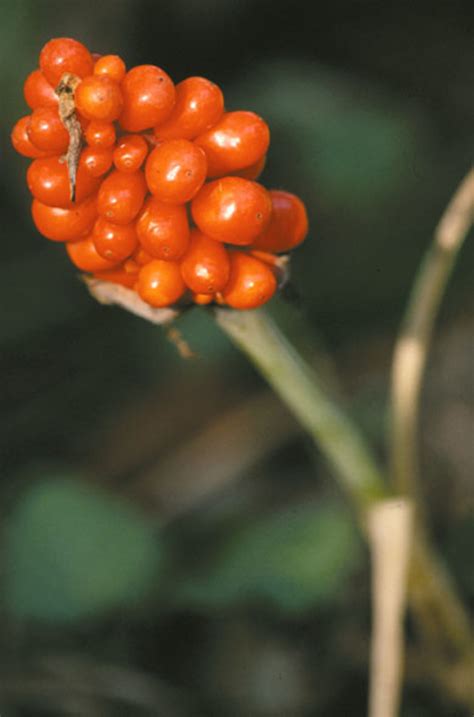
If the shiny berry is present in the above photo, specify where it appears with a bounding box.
[11,116,50,158]
[23,69,58,109]
[93,216,138,262]
[75,75,123,122]
[81,146,114,176]
[27,155,100,208]
[195,111,270,177]
[40,37,94,86]
[192,292,214,305]
[154,76,224,141]
[93,267,138,288]
[84,120,116,148]
[97,170,147,224]
[145,139,207,204]
[32,195,97,242]
[221,251,277,309]
[180,229,230,294]
[136,259,186,307]
[67,236,119,272]
[136,197,190,260]
[251,190,308,252]
[93,54,126,83]
[233,155,266,181]
[120,65,175,132]
[191,177,272,245]
[113,134,149,173]
[27,106,69,153]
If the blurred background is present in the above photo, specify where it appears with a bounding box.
[1,1,473,715]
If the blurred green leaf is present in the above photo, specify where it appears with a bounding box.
[176,500,362,613]
[4,475,160,621]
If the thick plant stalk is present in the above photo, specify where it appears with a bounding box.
[390,168,474,496]
[215,307,386,517]
[368,499,413,717]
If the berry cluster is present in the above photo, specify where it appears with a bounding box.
[11,38,308,310]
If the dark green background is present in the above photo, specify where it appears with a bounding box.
[1,1,472,715]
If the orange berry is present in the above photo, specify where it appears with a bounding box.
[136,259,186,307]
[81,146,114,177]
[27,155,100,208]
[221,251,277,309]
[75,75,123,122]
[180,229,230,294]
[27,106,69,153]
[93,54,126,83]
[84,120,116,148]
[195,111,270,177]
[251,190,308,252]
[145,139,207,204]
[120,65,175,132]
[97,170,147,224]
[40,37,94,86]
[32,195,97,242]
[93,216,138,262]
[191,177,272,245]
[23,69,58,109]
[11,116,51,158]
[136,197,190,260]
[113,134,149,173]
[66,236,119,272]
[154,76,224,141]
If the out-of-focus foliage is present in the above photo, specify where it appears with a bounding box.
[176,501,362,613]
[4,474,160,621]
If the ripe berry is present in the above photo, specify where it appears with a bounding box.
[11,116,50,158]
[93,267,138,288]
[180,229,230,294]
[39,38,94,86]
[32,195,97,242]
[93,54,126,83]
[81,146,114,176]
[154,76,224,141]
[221,251,277,309]
[27,155,100,207]
[120,65,175,132]
[192,292,214,305]
[23,69,58,109]
[27,106,69,153]
[251,190,308,252]
[113,134,149,173]
[97,170,147,224]
[75,75,123,122]
[67,236,119,272]
[145,139,207,204]
[191,177,272,245]
[136,197,190,260]
[84,120,116,148]
[136,259,186,307]
[195,111,270,177]
[233,155,266,181]
[93,216,138,262]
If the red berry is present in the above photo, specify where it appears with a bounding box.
[32,195,97,242]
[23,69,58,109]
[136,259,186,307]
[192,292,214,305]
[191,177,272,245]
[113,134,149,173]
[93,216,138,262]
[75,75,123,122]
[97,170,147,224]
[27,155,100,208]
[93,267,138,289]
[27,106,69,153]
[220,251,277,309]
[180,229,230,294]
[93,55,126,83]
[145,139,207,204]
[67,236,119,272]
[11,116,50,158]
[251,190,308,252]
[233,154,266,181]
[195,111,270,177]
[84,120,116,148]
[40,37,94,86]
[81,146,114,177]
[120,65,175,132]
[136,197,190,260]
[154,76,224,141]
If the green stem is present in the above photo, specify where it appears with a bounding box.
[215,308,386,519]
